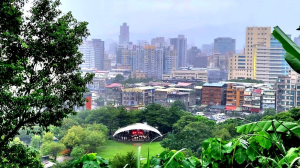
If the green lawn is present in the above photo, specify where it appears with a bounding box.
[97,140,165,160]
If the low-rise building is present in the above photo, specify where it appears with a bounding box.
[105,83,122,105]
[162,69,208,82]
[201,83,227,106]
[226,83,245,107]
[122,87,154,106]
[154,88,174,107]
[135,69,146,79]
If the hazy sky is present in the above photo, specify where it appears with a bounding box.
[28,0,300,50]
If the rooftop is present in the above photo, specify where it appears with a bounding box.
[176,82,192,87]
[106,83,122,88]
[203,83,225,87]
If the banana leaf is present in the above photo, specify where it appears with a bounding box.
[272,26,300,73]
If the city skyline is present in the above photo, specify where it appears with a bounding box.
[51,0,300,50]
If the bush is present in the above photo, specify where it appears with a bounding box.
[109,151,136,168]
[71,146,85,159]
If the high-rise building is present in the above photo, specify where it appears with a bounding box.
[119,23,129,44]
[214,37,236,55]
[116,42,136,70]
[151,37,165,47]
[79,39,95,69]
[229,27,272,80]
[79,39,104,70]
[163,45,176,74]
[109,42,117,54]
[187,47,201,66]
[92,39,105,70]
[170,35,187,69]
[201,43,214,56]
[294,35,300,47]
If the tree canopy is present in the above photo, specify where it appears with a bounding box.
[0,0,94,165]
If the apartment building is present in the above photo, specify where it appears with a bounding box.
[276,69,300,112]
[261,89,276,111]
[162,68,208,82]
[214,37,236,55]
[226,83,245,107]
[201,83,227,106]
[229,27,271,80]
[122,87,154,106]
[105,83,122,105]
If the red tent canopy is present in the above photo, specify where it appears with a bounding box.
[225,106,236,111]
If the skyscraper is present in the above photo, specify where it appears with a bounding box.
[119,23,129,44]
[79,39,104,70]
[92,39,105,70]
[151,37,165,47]
[294,35,300,47]
[187,46,201,66]
[214,37,236,55]
[170,35,187,69]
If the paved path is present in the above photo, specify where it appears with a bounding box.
[57,156,72,163]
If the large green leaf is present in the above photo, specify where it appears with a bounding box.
[279,148,299,166]
[222,141,234,154]
[236,120,300,136]
[246,141,260,161]
[234,147,247,164]
[255,131,272,150]
[272,26,300,73]
[211,142,223,160]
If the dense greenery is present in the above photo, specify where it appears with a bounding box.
[227,78,264,83]
[0,0,94,166]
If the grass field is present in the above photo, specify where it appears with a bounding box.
[97,140,165,160]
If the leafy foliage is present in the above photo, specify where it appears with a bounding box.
[0,0,94,165]
[30,135,41,149]
[227,78,264,83]
[109,151,137,168]
[171,100,187,111]
[72,153,110,168]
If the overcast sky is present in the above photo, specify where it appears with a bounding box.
[27,0,300,50]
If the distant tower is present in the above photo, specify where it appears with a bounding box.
[119,23,129,44]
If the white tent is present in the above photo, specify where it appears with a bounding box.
[113,123,162,137]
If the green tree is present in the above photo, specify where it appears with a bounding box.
[70,146,85,159]
[263,108,276,116]
[275,112,294,122]
[288,107,300,121]
[42,132,54,143]
[82,131,106,153]
[212,128,231,140]
[172,115,197,132]
[171,100,187,111]
[0,0,94,165]
[30,135,41,149]
[41,142,65,161]
[113,74,125,83]
[62,126,86,147]
[10,137,26,146]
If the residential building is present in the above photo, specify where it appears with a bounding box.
[187,47,201,66]
[163,45,176,74]
[201,83,227,106]
[276,70,300,112]
[214,37,236,55]
[93,39,105,70]
[122,87,154,106]
[116,42,136,67]
[242,88,262,113]
[104,59,111,70]
[261,89,276,111]
[229,27,271,80]
[170,35,187,68]
[254,34,291,83]
[109,42,117,54]
[162,68,208,82]
[167,88,196,110]
[79,39,105,70]
[194,86,202,105]
[78,39,95,69]
[294,35,300,47]
[151,37,165,47]
[207,53,228,70]
[207,69,228,83]
[119,23,129,44]
[135,69,146,79]
[194,54,208,68]
[105,83,122,105]
[154,88,174,107]
[226,83,245,107]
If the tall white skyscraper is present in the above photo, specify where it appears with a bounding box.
[79,39,104,70]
